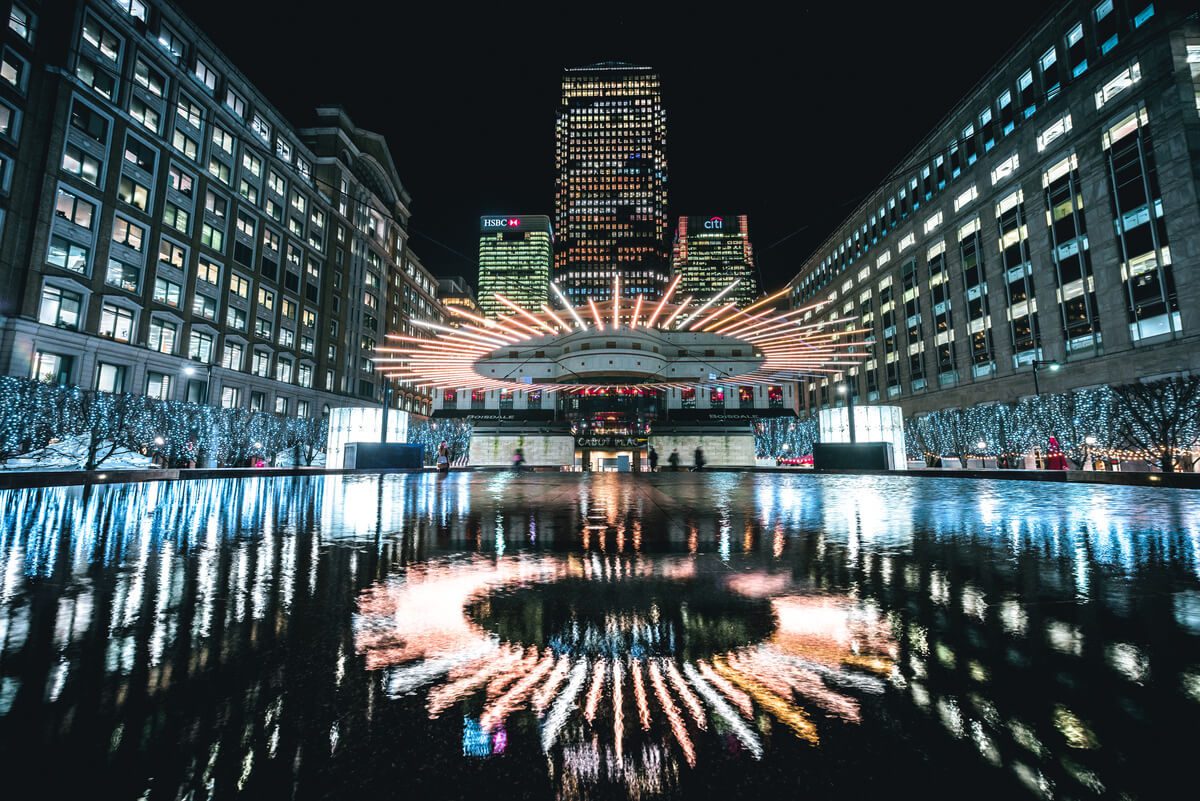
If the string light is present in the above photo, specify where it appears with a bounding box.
[0,376,327,468]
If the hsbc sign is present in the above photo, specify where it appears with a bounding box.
[483,217,521,229]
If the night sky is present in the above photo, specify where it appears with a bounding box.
[176,0,1051,291]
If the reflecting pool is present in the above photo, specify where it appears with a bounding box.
[1,472,1198,800]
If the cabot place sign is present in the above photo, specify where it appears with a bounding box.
[704,216,724,230]
[483,217,521,228]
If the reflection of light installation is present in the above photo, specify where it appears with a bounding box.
[372,275,869,392]
[354,554,895,793]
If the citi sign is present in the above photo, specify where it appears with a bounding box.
[703,216,724,230]
[483,217,521,229]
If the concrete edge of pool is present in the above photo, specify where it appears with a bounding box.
[1,464,1197,490]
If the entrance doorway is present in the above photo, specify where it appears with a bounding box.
[576,450,646,472]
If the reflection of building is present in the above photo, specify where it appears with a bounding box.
[2,473,1198,799]
[0,2,422,418]
[437,275,480,325]
[788,1,1200,420]
[555,63,669,304]
[477,216,552,318]
[672,215,759,308]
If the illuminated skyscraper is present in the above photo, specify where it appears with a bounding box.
[476,216,552,318]
[555,63,668,304]
[672,215,759,307]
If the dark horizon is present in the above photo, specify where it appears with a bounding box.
[175,0,1052,291]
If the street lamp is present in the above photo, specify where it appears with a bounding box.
[182,363,214,404]
[837,380,856,443]
[379,377,394,444]
[1031,359,1061,396]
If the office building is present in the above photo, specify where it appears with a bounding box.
[787,0,1200,417]
[672,214,759,307]
[554,63,668,304]
[476,215,551,317]
[0,1,433,418]
[437,275,480,325]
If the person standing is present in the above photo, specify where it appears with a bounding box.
[512,448,526,471]
[436,440,450,474]
[648,446,659,472]
[668,449,680,470]
[693,447,706,471]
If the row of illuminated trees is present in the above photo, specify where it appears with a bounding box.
[4,373,1195,472]
[755,376,1200,472]
[0,376,327,470]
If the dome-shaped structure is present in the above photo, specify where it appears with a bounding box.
[375,276,869,392]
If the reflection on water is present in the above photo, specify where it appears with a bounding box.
[0,473,1198,800]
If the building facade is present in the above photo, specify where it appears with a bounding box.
[554,62,668,304]
[437,275,479,325]
[0,0,427,419]
[671,214,759,307]
[476,214,551,318]
[787,0,1200,418]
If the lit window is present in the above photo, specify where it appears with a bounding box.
[62,144,100,185]
[105,258,140,293]
[953,185,978,213]
[114,0,148,23]
[212,125,234,154]
[172,129,198,161]
[225,87,246,118]
[54,187,95,228]
[156,23,184,63]
[8,4,34,43]
[38,284,82,329]
[112,217,145,252]
[81,14,120,62]
[1094,62,1141,109]
[98,303,135,342]
[922,212,943,235]
[251,113,270,143]
[149,319,178,354]
[1036,113,1074,151]
[153,276,181,307]
[193,56,217,92]
[146,371,172,399]
[129,96,159,132]
[2,48,27,91]
[990,153,1020,185]
[188,330,214,363]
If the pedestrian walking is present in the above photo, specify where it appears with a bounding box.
[693,447,706,471]
[668,449,680,470]
[648,446,659,472]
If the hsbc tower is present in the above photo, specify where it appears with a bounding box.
[476,215,553,318]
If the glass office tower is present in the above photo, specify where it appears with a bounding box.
[672,215,760,307]
[477,216,552,318]
[554,63,668,304]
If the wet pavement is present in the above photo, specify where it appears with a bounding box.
[0,471,1197,800]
